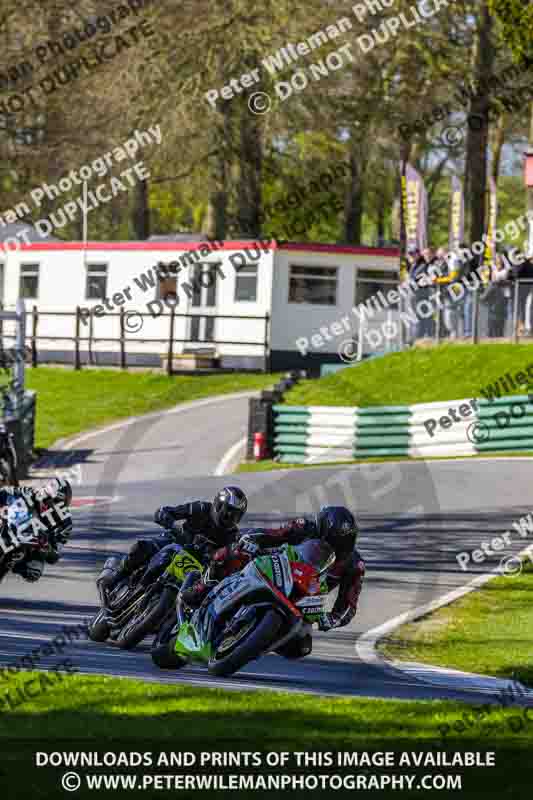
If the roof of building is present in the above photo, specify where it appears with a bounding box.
[12,238,398,256]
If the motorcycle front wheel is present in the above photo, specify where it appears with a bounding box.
[151,616,187,670]
[88,609,111,643]
[208,608,283,678]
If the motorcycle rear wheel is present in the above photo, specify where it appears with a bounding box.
[208,608,283,678]
[116,586,177,650]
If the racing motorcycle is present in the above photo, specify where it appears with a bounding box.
[0,496,50,582]
[88,544,204,650]
[0,422,17,487]
[151,538,336,677]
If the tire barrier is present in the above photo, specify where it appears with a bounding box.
[273,395,533,463]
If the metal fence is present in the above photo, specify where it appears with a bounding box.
[355,278,533,358]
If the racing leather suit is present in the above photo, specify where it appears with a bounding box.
[0,484,73,583]
[196,517,365,628]
[116,501,240,586]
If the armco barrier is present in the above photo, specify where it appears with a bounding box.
[273,395,533,463]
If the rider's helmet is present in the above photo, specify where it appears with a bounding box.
[211,486,248,529]
[316,506,358,545]
[50,477,73,507]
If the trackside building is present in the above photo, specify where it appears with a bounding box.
[0,238,398,372]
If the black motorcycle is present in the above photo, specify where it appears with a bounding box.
[0,423,17,487]
[88,543,205,650]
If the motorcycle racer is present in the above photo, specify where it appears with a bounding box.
[184,506,365,633]
[100,486,248,603]
[0,477,73,583]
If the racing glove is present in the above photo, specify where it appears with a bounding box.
[317,612,339,632]
[237,534,261,558]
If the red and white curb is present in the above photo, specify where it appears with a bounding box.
[71,496,122,510]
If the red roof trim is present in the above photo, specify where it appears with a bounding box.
[14,240,398,256]
[278,242,398,256]
[15,240,277,252]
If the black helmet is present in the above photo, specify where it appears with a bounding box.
[317,506,357,543]
[212,486,247,529]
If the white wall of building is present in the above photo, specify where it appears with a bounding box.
[0,241,399,368]
[270,247,398,356]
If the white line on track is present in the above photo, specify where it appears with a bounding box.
[356,543,533,697]
[214,436,247,476]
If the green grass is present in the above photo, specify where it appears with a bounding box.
[1,673,533,797]
[380,560,533,687]
[284,344,533,407]
[236,451,533,473]
[24,368,278,450]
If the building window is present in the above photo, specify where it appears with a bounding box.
[86,264,108,300]
[234,263,258,302]
[19,263,39,299]
[288,265,337,305]
[355,268,399,308]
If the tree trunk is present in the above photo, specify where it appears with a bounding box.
[133,178,150,240]
[464,1,494,243]
[344,133,367,244]
[204,105,229,240]
[491,114,506,184]
[236,104,262,238]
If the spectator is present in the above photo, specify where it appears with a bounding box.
[411,247,436,339]
[507,249,533,335]
[433,246,460,337]
[481,255,507,338]
[455,245,479,338]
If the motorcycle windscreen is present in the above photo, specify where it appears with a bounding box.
[290,538,334,571]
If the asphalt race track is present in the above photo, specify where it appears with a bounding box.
[1,392,533,704]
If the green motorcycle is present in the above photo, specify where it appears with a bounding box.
[151,538,335,677]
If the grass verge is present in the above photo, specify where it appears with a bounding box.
[25,368,278,450]
[236,451,533,473]
[283,344,533,406]
[1,672,533,797]
[380,560,533,687]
